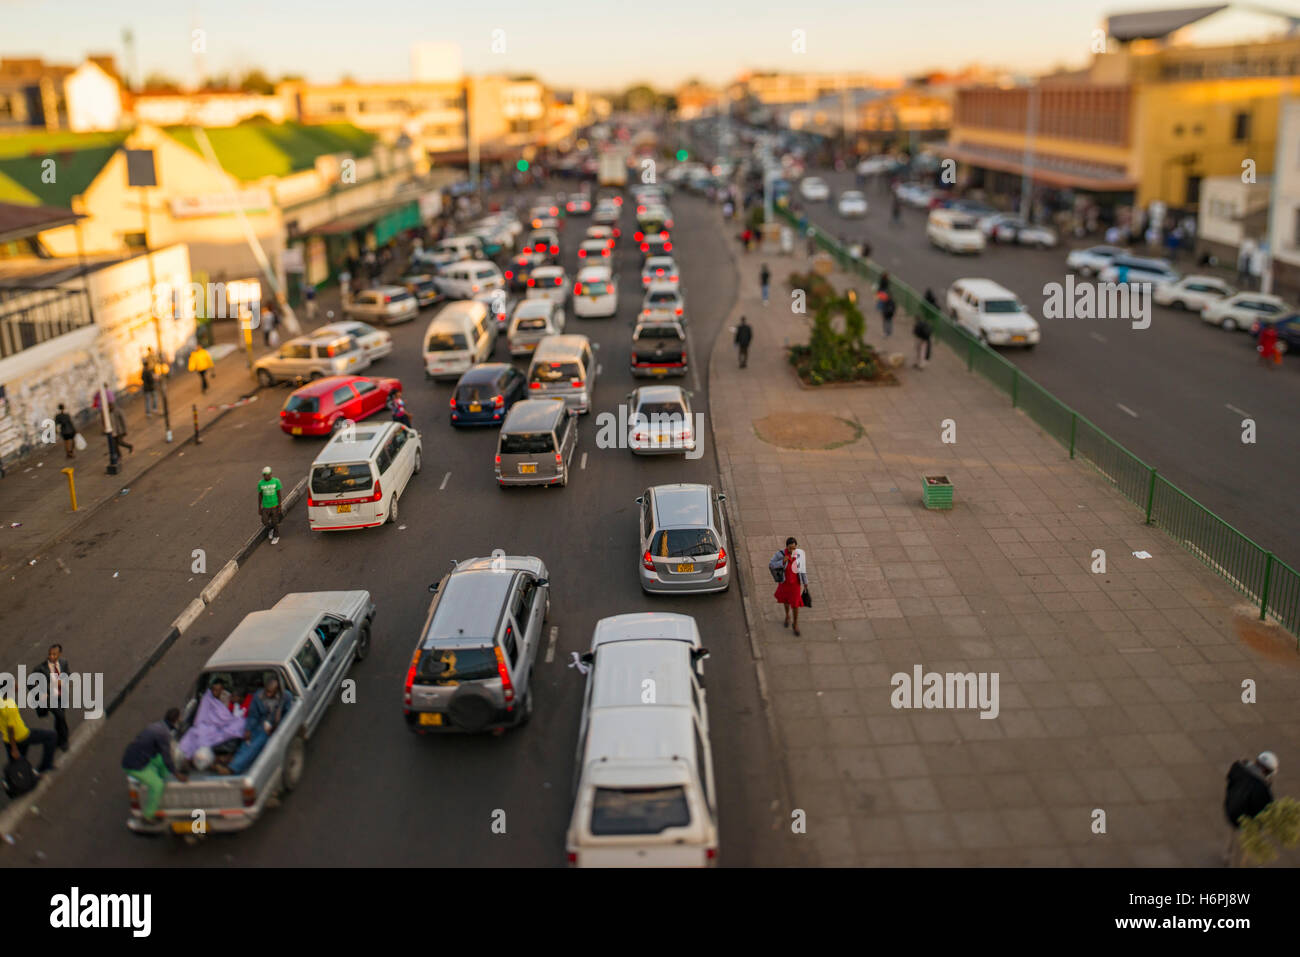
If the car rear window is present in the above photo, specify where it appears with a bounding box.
[311,463,374,494]
[427,332,469,352]
[590,787,691,836]
[530,361,581,383]
[648,291,678,305]
[649,528,720,558]
[638,401,686,419]
[983,299,1022,314]
[389,291,414,303]
[416,646,498,684]
[284,395,319,413]
[636,325,682,340]
[515,317,549,332]
[579,281,612,295]
[500,431,555,454]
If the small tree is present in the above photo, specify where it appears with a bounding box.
[1238,798,1300,866]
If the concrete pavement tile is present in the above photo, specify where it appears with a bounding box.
[817,689,862,718]
[773,691,823,721]
[781,718,832,750]
[786,747,842,786]
[834,747,885,782]
[851,816,909,855]
[1120,765,1192,804]
[804,642,847,664]
[999,710,1049,739]
[997,807,1063,848]
[807,815,858,865]
[1048,806,1102,845]
[1101,676,1159,704]
[1101,734,1162,767]
[951,809,1015,850]
[1065,680,1117,708]
[1088,655,1137,679]
[944,616,987,637]
[1037,708,1088,738]
[809,664,858,690]
[760,642,809,666]
[866,714,919,745]
[1074,766,1141,804]
[889,777,945,814]
[876,743,932,778]
[1021,681,1070,708]
[975,847,1076,866]
[1141,676,1198,703]
[933,775,993,811]
[825,716,872,748]
[900,813,959,852]
[1120,703,1179,733]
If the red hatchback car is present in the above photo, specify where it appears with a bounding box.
[280,375,402,436]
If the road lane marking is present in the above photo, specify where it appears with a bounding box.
[189,485,214,507]
[544,625,558,663]
[597,363,603,375]
[1089,332,1107,344]
[1116,403,1139,418]
[439,471,451,490]
[1226,403,1252,418]
[580,452,587,470]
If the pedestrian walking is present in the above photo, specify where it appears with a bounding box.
[1223,751,1277,867]
[188,344,214,393]
[258,465,284,545]
[261,303,278,346]
[734,316,753,368]
[891,194,902,225]
[107,402,133,454]
[806,230,817,258]
[760,263,771,306]
[390,392,412,427]
[881,294,896,337]
[1,690,57,779]
[912,311,933,369]
[875,271,892,326]
[122,709,187,826]
[54,403,77,459]
[140,355,158,416]
[1237,238,1256,288]
[773,537,808,636]
[32,643,70,752]
[1258,322,1282,368]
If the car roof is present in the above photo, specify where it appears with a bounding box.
[422,568,516,647]
[513,299,554,317]
[291,375,364,397]
[634,320,684,336]
[502,397,566,431]
[591,612,702,650]
[953,278,1017,298]
[458,363,510,384]
[533,334,590,357]
[644,256,675,267]
[427,300,488,328]
[651,483,712,526]
[635,384,687,405]
[204,592,367,669]
[590,640,693,710]
[531,265,564,276]
[313,422,394,464]
[362,284,407,295]
[645,282,681,294]
[576,266,613,281]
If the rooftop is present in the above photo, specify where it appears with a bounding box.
[164,120,376,181]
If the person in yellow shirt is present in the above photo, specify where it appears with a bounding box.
[187,345,214,393]
[1,696,56,774]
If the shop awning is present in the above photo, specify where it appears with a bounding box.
[945,141,1137,193]
[300,198,419,237]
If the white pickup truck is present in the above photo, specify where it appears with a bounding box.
[126,591,374,837]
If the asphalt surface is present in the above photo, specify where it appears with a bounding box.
[2,185,802,867]
[793,165,1300,571]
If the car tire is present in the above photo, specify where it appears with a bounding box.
[448,685,497,733]
[413,450,422,474]
[309,371,324,381]
[354,621,371,662]
[257,369,274,388]
[282,736,306,793]
[515,689,534,727]
[560,466,568,488]
[1221,318,1237,332]
[387,495,399,524]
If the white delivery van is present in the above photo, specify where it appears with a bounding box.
[437,259,505,300]
[423,300,496,381]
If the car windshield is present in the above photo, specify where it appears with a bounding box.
[530,361,580,383]
[311,463,374,494]
[590,787,691,836]
[983,299,1022,314]
[648,291,678,305]
[500,431,555,454]
[650,527,719,558]
[389,291,414,302]
[416,646,498,684]
[284,395,319,413]
[950,221,976,231]
[427,332,469,352]
[637,401,686,420]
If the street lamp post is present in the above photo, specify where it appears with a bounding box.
[1019,84,1040,223]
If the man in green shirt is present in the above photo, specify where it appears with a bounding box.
[258,466,284,544]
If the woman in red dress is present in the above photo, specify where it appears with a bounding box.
[774,536,806,635]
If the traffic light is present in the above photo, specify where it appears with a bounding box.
[675,149,689,162]
[516,159,529,172]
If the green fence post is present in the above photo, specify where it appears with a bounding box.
[1260,552,1274,622]
[1144,468,1158,525]
[1068,413,1077,459]
[1011,369,1019,408]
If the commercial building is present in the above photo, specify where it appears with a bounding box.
[945,5,1300,224]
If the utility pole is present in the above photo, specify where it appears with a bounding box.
[1019,83,1040,222]
[467,75,480,192]
[1262,95,1292,295]
[126,148,172,442]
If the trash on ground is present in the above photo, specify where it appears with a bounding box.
[1133,550,1152,559]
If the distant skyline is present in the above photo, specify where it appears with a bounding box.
[0,0,1292,90]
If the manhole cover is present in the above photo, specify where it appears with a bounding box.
[753,413,862,450]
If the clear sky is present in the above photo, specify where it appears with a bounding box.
[0,0,1254,90]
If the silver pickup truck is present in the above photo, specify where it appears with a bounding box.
[126,590,374,836]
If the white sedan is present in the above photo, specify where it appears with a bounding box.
[641,255,680,289]
[836,191,869,218]
[1153,275,1235,312]
[526,265,570,306]
[1065,245,1126,277]
[799,176,830,202]
[1201,292,1291,332]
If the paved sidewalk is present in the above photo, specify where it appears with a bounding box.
[709,230,1300,866]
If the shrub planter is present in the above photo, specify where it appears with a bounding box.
[922,474,954,510]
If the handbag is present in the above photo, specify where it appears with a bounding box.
[801,585,812,608]
[4,756,36,797]
[73,433,87,451]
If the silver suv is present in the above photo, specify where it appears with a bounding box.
[254,333,370,387]
[404,555,550,733]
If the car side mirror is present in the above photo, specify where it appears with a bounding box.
[428,583,439,593]
[341,620,355,630]
[716,493,726,502]
[536,578,549,587]
[692,647,710,660]
[635,496,644,505]
[580,652,595,665]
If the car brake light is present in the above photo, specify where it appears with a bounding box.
[640,243,649,252]
[368,479,382,503]
[549,206,557,216]
[573,283,584,294]
[555,276,563,285]
[555,451,563,464]
[472,285,480,293]
[505,270,514,279]
[493,394,505,408]
[495,453,501,466]
[528,278,536,286]
[643,277,650,285]
[655,268,663,275]
[601,250,608,257]
[706,847,717,861]
[529,381,540,390]
[715,547,726,570]
[242,786,256,807]
[614,197,622,205]
[634,231,644,242]
[664,242,672,251]
[403,648,421,706]
[670,274,678,281]
[523,246,533,254]
[128,786,140,810]
[643,550,655,570]
[571,379,583,388]
[578,250,586,257]
[567,852,578,865]
[384,295,392,303]
[638,205,646,214]
[449,397,457,408]
[680,351,687,362]
[550,245,558,255]
[675,307,683,315]
[495,644,515,707]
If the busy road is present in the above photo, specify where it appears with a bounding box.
[3,185,804,867]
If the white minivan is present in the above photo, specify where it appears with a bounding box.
[307,420,422,530]
[433,235,484,262]
[927,209,986,254]
[423,301,497,381]
[947,278,1041,347]
[566,612,717,867]
[437,259,505,301]
[572,266,619,319]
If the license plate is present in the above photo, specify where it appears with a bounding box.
[524,343,536,351]
[418,712,443,727]
[519,464,537,474]
[676,563,695,573]
[171,820,194,834]
[291,427,302,435]
[1011,335,1026,342]
[651,367,667,374]
[469,403,482,412]
[336,503,352,513]
[657,435,669,443]
[590,295,598,301]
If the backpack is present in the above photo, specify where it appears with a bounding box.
[4,757,36,798]
[768,551,787,584]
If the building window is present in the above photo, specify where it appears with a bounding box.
[1193,124,1203,135]
[1233,112,1251,142]
[1185,175,1201,207]
[1173,124,1183,136]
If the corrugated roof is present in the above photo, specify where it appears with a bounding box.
[0,200,82,241]
[0,130,127,208]
[1107,4,1229,41]
[164,120,376,181]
